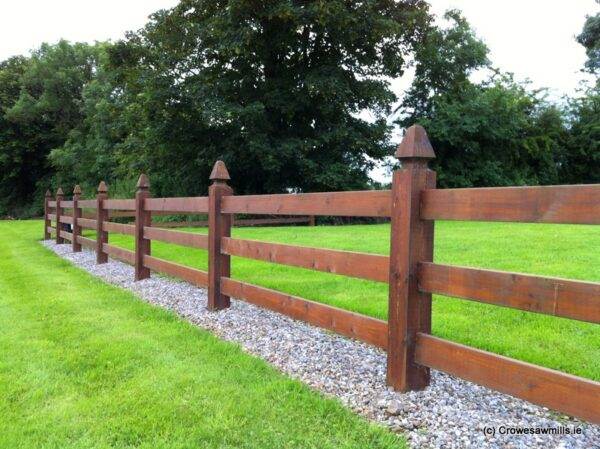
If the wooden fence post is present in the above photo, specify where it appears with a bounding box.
[387,124,436,391]
[72,185,82,252]
[55,188,64,244]
[208,161,233,311]
[96,181,109,264]
[135,174,151,281]
[44,190,52,239]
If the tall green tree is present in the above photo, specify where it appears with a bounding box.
[59,0,431,197]
[577,2,600,78]
[0,41,102,216]
[561,88,600,184]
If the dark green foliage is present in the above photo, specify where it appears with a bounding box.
[55,0,431,199]
[0,41,102,216]
[0,3,598,217]
[412,77,568,188]
[561,87,600,184]
[577,3,600,77]
[397,11,579,188]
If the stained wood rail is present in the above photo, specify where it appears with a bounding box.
[221,277,388,349]
[145,197,209,213]
[78,199,97,208]
[221,237,389,282]
[144,227,208,249]
[144,255,208,287]
[59,230,73,241]
[103,221,135,236]
[77,218,97,229]
[104,199,136,210]
[48,201,57,207]
[59,216,74,225]
[221,190,392,217]
[48,213,57,221]
[421,184,600,224]
[419,263,600,324]
[76,235,97,250]
[415,333,600,424]
[102,244,135,265]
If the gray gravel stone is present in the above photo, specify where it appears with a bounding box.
[42,241,600,449]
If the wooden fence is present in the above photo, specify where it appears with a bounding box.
[43,125,600,425]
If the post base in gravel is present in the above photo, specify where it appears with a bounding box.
[387,124,436,391]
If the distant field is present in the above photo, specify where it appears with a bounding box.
[100,221,600,382]
[0,220,402,448]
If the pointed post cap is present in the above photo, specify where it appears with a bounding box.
[97,181,108,194]
[45,189,52,198]
[210,160,231,182]
[136,173,150,191]
[395,125,435,160]
[56,187,64,196]
[73,185,82,195]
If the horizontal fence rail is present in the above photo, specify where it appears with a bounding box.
[144,227,208,249]
[421,184,600,224]
[419,263,600,324]
[221,190,392,217]
[42,125,600,425]
[144,255,208,287]
[415,333,600,424]
[145,197,209,213]
[221,237,389,282]
[221,277,388,350]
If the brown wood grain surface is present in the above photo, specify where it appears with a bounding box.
[59,230,73,241]
[144,197,209,213]
[419,263,600,324]
[144,226,208,249]
[103,199,136,211]
[76,235,97,250]
[221,237,389,282]
[59,216,74,225]
[421,184,600,224]
[221,277,388,349]
[77,218,97,229]
[77,200,97,208]
[221,190,392,217]
[102,221,135,236]
[143,255,208,287]
[415,333,600,424]
[102,243,135,265]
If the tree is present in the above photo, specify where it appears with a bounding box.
[0,41,102,216]
[0,56,32,216]
[64,0,431,197]
[561,87,600,184]
[400,9,489,119]
[577,2,600,77]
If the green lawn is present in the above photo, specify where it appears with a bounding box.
[100,221,600,381]
[0,220,403,449]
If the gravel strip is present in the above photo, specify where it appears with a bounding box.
[43,242,599,449]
